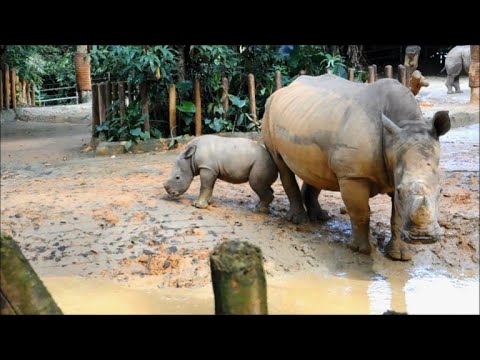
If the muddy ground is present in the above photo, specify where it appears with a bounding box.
[0,75,478,313]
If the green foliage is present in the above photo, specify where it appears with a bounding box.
[3,45,76,87]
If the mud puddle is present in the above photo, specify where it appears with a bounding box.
[43,269,479,315]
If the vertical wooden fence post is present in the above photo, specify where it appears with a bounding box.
[111,82,118,118]
[118,82,126,126]
[348,68,355,81]
[105,81,112,121]
[385,65,393,78]
[31,81,35,106]
[194,78,202,136]
[398,65,407,86]
[0,70,3,111]
[98,82,106,125]
[247,74,257,126]
[5,64,10,110]
[275,70,282,91]
[368,66,375,83]
[210,241,268,315]
[140,82,150,132]
[91,84,100,136]
[169,84,177,137]
[11,69,16,110]
[222,77,229,118]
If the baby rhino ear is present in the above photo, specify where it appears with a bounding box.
[183,145,196,159]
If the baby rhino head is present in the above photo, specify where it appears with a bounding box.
[163,145,196,197]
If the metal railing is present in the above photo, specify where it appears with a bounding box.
[36,85,78,106]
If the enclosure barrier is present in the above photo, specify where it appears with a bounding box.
[210,240,268,315]
[0,64,37,112]
[0,233,63,315]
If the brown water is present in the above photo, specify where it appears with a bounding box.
[43,270,479,315]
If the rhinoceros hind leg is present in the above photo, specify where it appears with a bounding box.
[446,75,455,94]
[301,182,330,221]
[453,75,462,93]
[272,154,308,224]
[339,179,372,255]
[192,168,217,209]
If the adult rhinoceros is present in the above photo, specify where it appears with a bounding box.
[262,74,451,261]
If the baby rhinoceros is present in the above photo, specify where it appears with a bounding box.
[163,135,278,212]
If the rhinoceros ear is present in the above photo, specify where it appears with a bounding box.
[382,114,401,136]
[183,145,196,159]
[432,111,451,137]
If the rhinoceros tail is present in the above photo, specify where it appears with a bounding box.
[440,66,446,74]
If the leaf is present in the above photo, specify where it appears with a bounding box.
[177,101,196,113]
[140,131,151,141]
[236,113,245,125]
[124,140,133,151]
[130,127,142,137]
[228,95,246,108]
[213,118,224,133]
[151,128,162,138]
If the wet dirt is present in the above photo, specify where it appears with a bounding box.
[1,92,478,314]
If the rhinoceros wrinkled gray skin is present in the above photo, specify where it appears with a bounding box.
[442,45,471,94]
[262,74,451,261]
[163,135,278,212]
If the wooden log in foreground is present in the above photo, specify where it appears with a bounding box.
[0,233,63,315]
[210,240,268,315]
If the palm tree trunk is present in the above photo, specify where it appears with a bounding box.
[469,45,479,104]
[75,45,92,103]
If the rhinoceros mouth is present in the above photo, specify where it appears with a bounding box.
[401,230,438,245]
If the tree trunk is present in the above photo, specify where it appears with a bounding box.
[175,45,186,83]
[0,233,63,315]
[75,45,92,103]
[347,45,365,68]
[210,241,268,315]
[469,45,479,104]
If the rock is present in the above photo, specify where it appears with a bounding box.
[165,246,178,254]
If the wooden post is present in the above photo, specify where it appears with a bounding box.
[222,77,229,118]
[404,45,421,73]
[410,70,429,96]
[98,82,106,125]
[469,45,480,105]
[0,233,63,315]
[210,241,268,315]
[105,81,112,121]
[30,81,35,106]
[127,82,133,104]
[398,65,407,86]
[168,84,177,137]
[0,70,3,111]
[91,84,100,136]
[247,73,258,126]
[194,78,202,136]
[140,82,150,132]
[21,79,27,103]
[373,64,377,81]
[348,68,355,81]
[5,64,10,110]
[368,66,375,83]
[118,82,126,125]
[10,69,16,110]
[405,65,411,88]
[385,65,393,78]
[26,81,32,106]
[111,82,118,118]
[275,70,282,91]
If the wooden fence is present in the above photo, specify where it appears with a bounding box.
[91,64,415,139]
[0,64,36,112]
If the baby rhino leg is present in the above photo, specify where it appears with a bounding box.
[193,168,217,209]
[249,161,275,213]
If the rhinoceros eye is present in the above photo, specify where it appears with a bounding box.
[175,175,180,180]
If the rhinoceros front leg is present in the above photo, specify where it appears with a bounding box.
[301,183,330,221]
[192,168,217,209]
[339,179,372,255]
[273,154,308,224]
[386,192,414,261]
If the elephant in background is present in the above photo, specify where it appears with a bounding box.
[442,45,471,94]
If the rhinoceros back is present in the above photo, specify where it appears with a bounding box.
[261,74,408,192]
